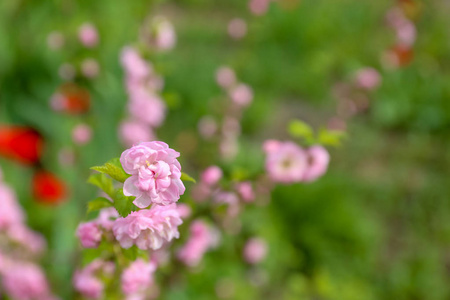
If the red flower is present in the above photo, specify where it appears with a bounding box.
[0,126,43,165]
[32,171,67,205]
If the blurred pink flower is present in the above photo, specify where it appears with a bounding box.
[119,121,155,147]
[395,21,416,48]
[113,204,182,250]
[78,23,99,48]
[228,18,247,40]
[128,91,166,128]
[190,183,212,202]
[121,259,157,296]
[249,0,270,16]
[215,67,236,89]
[263,140,308,183]
[0,183,24,230]
[214,191,240,217]
[303,145,330,182]
[176,203,192,219]
[1,262,53,300]
[120,142,185,208]
[81,58,100,78]
[229,83,253,107]
[222,117,241,138]
[47,31,64,50]
[73,261,105,299]
[152,17,176,51]
[177,220,218,267]
[121,47,151,80]
[236,181,255,202]
[355,67,381,91]
[197,116,218,139]
[95,207,119,230]
[72,123,92,145]
[7,225,46,255]
[76,222,102,248]
[243,237,267,264]
[201,166,223,186]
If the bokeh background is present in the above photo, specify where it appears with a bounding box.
[1,0,450,299]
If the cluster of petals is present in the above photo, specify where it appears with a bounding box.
[263,140,330,183]
[121,259,157,298]
[113,204,182,250]
[78,23,99,48]
[121,141,185,208]
[76,207,119,248]
[73,259,114,300]
[1,259,56,300]
[177,220,219,267]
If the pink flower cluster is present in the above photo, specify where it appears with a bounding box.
[121,141,185,208]
[76,207,118,249]
[177,220,219,267]
[113,204,182,250]
[0,168,56,300]
[121,259,157,299]
[263,140,330,184]
[73,259,115,299]
[119,46,167,146]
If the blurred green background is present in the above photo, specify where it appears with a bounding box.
[1,0,450,299]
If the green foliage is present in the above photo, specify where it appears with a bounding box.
[88,173,115,199]
[87,197,113,213]
[91,158,130,183]
[113,188,137,218]
[181,172,196,183]
[288,119,314,143]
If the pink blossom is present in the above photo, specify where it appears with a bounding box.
[7,225,46,255]
[228,19,247,40]
[263,141,308,183]
[73,261,105,299]
[249,0,270,16]
[0,183,24,229]
[81,58,100,78]
[201,166,223,186]
[95,207,119,230]
[121,259,157,296]
[215,67,236,89]
[120,141,185,208]
[243,238,267,264]
[229,83,253,107]
[190,183,212,202]
[128,91,166,128]
[72,123,92,145]
[113,204,182,250]
[119,121,155,147]
[76,222,102,248]
[354,67,381,91]
[395,21,416,48]
[176,203,192,219]
[121,47,151,80]
[236,181,255,202]
[1,262,53,300]
[177,220,217,267]
[152,17,176,51]
[78,23,99,48]
[303,145,330,182]
[197,116,218,139]
[214,192,240,217]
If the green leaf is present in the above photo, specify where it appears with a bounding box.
[113,188,137,218]
[288,120,314,141]
[122,245,138,261]
[87,197,113,213]
[317,129,347,147]
[87,173,115,198]
[91,158,130,183]
[181,172,196,183]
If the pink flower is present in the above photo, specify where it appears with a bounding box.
[176,203,192,219]
[229,84,253,107]
[243,238,267,264]
[119,121,155,147]
[354,67,381,91]
[228,18,247,40]
[113,204,182,250]
[121,259,157,296]
[120,141,185,208]
[7,225,46,255]
[215,67,236,89]
[1,262,53,300]
[96,207,119,230]
[395,20,416,48]
[72,123,92,145]
[121,47,151,80]
[249,0,270,16]
[152,17,176,51]
[201,166,223,186]
[73,260,106,299]
[303,145,330,182]
[128,91,166,128]
[78,23,99,48]
[81,58,100,78]
[236,181,255,202]
[177,220,218,267]
[263,141,308,183]
[0,183,24,229]
[76,222,102,248]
